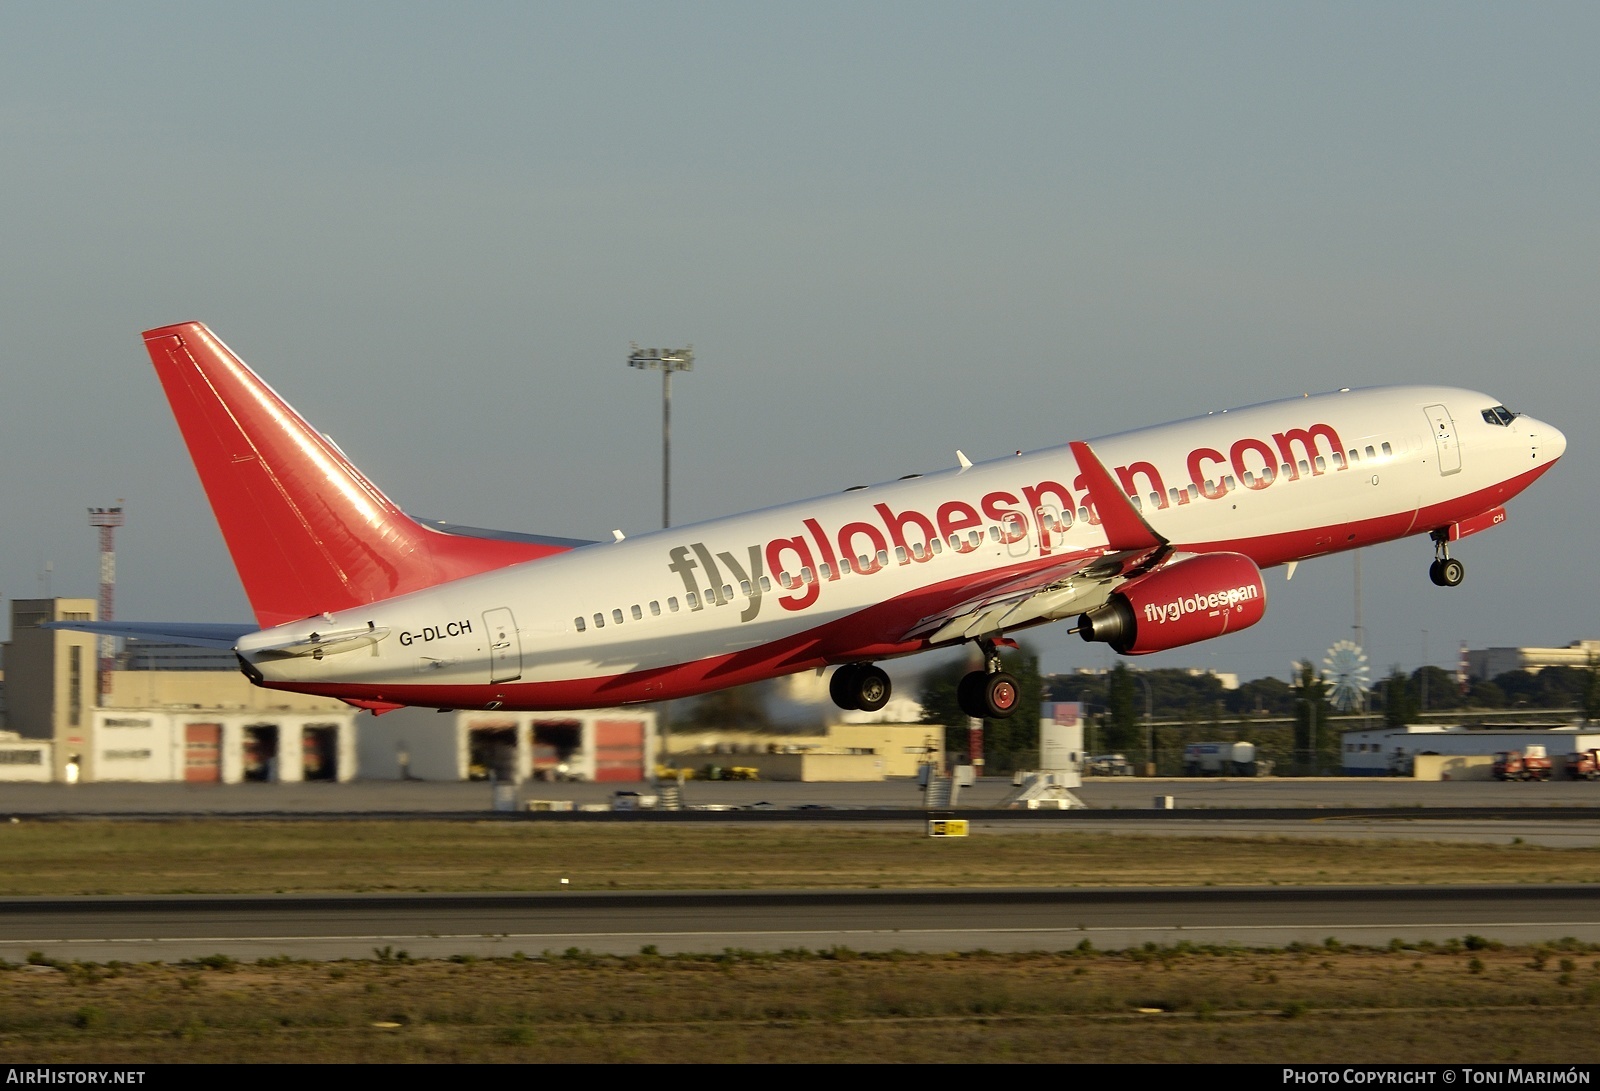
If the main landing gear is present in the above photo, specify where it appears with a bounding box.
[830,662,891,712]
[956,639,1021,720]
[1429,529,1465,588]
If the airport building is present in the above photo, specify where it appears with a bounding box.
[1464,639,1600,680]
[1342,722,1600,778]
[360,706,658,783]
[1,597,654,784]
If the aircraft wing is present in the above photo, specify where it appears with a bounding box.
[905,440,1172,646]
[904,546,1159,646]
[41,621,257,649]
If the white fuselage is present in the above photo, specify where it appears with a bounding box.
[235,385,1563,710]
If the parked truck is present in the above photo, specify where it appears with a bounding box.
[1493,746,1553,782]
[1563,749,1600,781]
[1184,742,1259,776]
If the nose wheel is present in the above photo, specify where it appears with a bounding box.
[829,663,891,712]
[1429,531,1464,587]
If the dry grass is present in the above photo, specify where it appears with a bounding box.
[1,943,1598,1063]
[0,821,1596,896]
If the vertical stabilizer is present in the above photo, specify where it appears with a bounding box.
[144,322,566,627]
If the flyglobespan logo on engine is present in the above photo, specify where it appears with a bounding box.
[1144,583,1261,624]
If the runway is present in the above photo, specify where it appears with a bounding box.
[4,884,1598,962]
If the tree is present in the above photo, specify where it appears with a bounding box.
[1104,663,1141,757]
[1585,657,1600,725]
[681,681,771,731]
[1382,667,1419,728]
[1411,665,1461,711]
[1292,660,1333,774]
[918,644,1044,774]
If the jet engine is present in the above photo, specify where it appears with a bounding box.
[1076,552,1267,655]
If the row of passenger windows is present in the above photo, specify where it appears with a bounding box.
[573,575,777,632]
[571,524,1013,634]
[571,442,1399,634]
[1124,444,1396,513]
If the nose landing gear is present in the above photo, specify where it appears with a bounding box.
[955,639,1021,719]
[1429,530,1464,587]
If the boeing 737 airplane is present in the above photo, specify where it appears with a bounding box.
[61,322,1565,720]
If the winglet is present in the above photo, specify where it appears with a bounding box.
[1069,440,1167,552]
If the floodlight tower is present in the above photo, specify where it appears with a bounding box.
[87,505,124,704]
[627,344,694,529]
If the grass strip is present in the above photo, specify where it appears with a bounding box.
[0,821,1597,896]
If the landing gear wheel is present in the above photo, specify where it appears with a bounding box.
[829,665,862,710]
[830,663,890,712]
[983,672,1020,719]
[1438,558,1464,587]
[956,670,988,718]
[853,665,891,712]
[1429,559,1444,586]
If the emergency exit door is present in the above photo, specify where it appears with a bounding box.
[484,607,522,683]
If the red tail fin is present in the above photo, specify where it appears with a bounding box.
[144,322,568,627]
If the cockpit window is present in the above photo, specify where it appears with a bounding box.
[1481,405,1517,426]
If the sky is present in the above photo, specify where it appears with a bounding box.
[1,2,1596,692]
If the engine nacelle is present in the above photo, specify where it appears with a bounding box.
[1076,552,1267,655]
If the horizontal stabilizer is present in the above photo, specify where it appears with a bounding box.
[42,620,257,649]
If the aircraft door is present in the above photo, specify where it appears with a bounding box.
[484,607,522,683]
[1424,405,1461,476]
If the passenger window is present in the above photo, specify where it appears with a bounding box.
[894,546,908,564]
[739,580,751,595]
[1314,456,1326,473]
[801,567,815,584]
[930,537,942,555]
[613,609,624,625]
[668,597,680,612]
[779,572,794,589]
[631,604,642,620]
[1331,452,1344,468]
[1381,442,1392,457]
[1076,507,1089,524]
[818,563,832,580]
[1365,446,1376,459]
[859,554,872,569]
[594,613,605,628]
[574,616,586,632]
[686,592,699,609]
[1297,460,1309,476]
[1167,488,1180,506]
[1130,495,1142,512]
[1186,483,1199,500]
[758,576,771,592]
[1222,476,1236,491]
[877,549,890,567]
[722,584,733,600]
[911,542,925,560]
[1150,492,1163,508]
[1242,471,1255,487]
[649,601,661,616]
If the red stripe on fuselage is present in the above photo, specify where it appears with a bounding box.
[263,460,1559,713]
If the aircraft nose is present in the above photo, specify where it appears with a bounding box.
[1540,419,1567,461]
